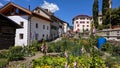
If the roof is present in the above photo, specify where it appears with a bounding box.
[33,7,53,16]
[73,15,91,20]
[33,6,66,24]
[0,13,21,28]
[0,2,31,15]
[0,2,52,22]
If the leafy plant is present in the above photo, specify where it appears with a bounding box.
[8,46,24,61]
[0,50,9,58]
[0,59,8,68]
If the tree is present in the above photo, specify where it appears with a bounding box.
[102,0,111,28]
[93,0,99,28]
[111,7,120,26]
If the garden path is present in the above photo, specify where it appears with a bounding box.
[8,53,60,68]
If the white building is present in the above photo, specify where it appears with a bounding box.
[0,2,51,46]
[72,15,92,33]
[63,22,69,33]
[98,12,102,25]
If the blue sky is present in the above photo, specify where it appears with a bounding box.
[0,0,120,26]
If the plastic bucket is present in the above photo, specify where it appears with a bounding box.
[97,37,106,49]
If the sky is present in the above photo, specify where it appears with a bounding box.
[0,0,120,26]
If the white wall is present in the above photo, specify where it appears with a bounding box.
[31,17,50,41]
[73,17,91,32]
[98,16,102,25]
[63,23,68,33]
[8,16,29,46]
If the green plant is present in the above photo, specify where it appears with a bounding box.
[0,59,8,68]
[112,45,120,56]
[29,41,40,52]
[0,50,9,58]
[8,46,24,61]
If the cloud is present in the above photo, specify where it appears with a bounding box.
[4,0,11,2]
[0,2,4,7]
[41,1,59,13]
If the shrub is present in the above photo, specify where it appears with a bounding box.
[0,59,8,68]
[0,50,9,58]
[112,45,120,56]
[8,46,24,61]
[101,42,113,53]
[29,41,40,52]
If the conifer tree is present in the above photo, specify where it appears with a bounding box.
[102,0,111,28]
[93,0,99,28]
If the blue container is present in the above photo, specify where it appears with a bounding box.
[97,38,106,49]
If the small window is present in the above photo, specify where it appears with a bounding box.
[87,25,89,27]
[36,23,38,28]
[76,21,78,23]
[43,25,45,29]
[117,31,119,33]
[83,25,85,27]
[16,8,19,14]
[47,26,49,30]
[19,34,23,39]
[35,33,39,40]
[86,29,89,31]
[38,10,40,13]
[77,24,79,27]
[42,34,44,37]
[20,21,24,27]
[83,22,85,24]
[87,22,89,24]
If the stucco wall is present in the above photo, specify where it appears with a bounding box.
[8,16,29,46]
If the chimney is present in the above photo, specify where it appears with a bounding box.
[29,5,30,11]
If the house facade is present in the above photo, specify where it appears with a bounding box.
[63,22,69,33]
[0,2,51,46]
[72,15,92,33]
[33,7,65,40]
[0,13,21,49]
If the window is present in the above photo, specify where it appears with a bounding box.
[35,34,39,40]
[46,34,48,39]
[43,25,45,29]
[83,25,85,27]
[86,29,89,31]
[87,25,89,27]
[87,21,89,24]
[19,34,23,39]
[38,10,40,13]
[16,8,19,14]
[76,21,78,23]
[77,24,79,27]
[117,31,119,33]
[83,22,85,24]
[36,23,38,28]
[47,26,49,30]
[20,21,24,27]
